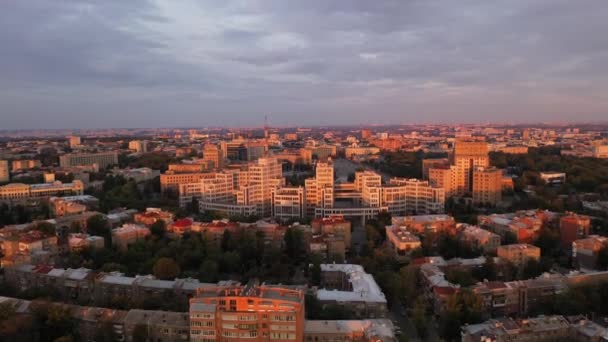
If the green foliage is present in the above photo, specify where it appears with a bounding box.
[86,214,111,247]
[491,148,608,196]
[153,257,180,280]
[439,290,484,341]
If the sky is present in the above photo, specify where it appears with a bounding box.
[1,1,607,129]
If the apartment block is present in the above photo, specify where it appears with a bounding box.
[560,212,591,249]
[111,224,150,251]
[391,214,456,235]
[458,224,501,253]
[472,167,503,205]
[317,264,387,319]
[572,235,608,270]
[497,244,541,266]
[385,225,422,256]
[190,281,305,342]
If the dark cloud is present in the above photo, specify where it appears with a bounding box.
[0,0,607,129]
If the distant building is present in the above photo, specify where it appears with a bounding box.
[68,135,81,148]
[497,244,541,266]
[60,152,118,169]
[539,172,567,185]
[0,160,9,183]
[50,195,99,217]
[0,181,84,202]
[11,159,41,171]
[128,140,147,153]
[202,144,224,170]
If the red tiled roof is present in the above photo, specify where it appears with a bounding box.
[173,218,193,228]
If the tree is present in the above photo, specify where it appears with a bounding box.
[153,257,180,280]
[87,214,111,247]
[199,260,219,282]
[150,220,166,238]
[412,297,428,338]
[598,244,608,270]
[94,320,120,342]
[33,221,56,235]
[310,255,322,286]
[132,324,149,342]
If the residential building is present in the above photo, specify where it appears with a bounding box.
[50,195,99,217]
[560,212,591,249]
[472,167,503,205]
[309,234,346,261]
[59,152,118,169]
[190,281,306,342]
[68,233,105,251]
[385,225,422,256]
[128,140,148,153]
[462,315,571,342]
[422,158,449,180]
[123,309,190,342]
[134,207,175,226]
[304,319,395,342]
[497,244,541,266]
[68,135,81,148]
[344,146,380,159]
[317,264,387,318]
[478,210,558,243]
[112,167,160,183]
[573,235,608,270]
[311,216,352,250]
[161,172,215,195]
[458,224,501,253]
[111,224,150,251]
[202,144,224,170]
[452,137,490,195]
[391,214,456,235]
[539,172,567,185]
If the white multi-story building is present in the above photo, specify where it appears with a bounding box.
[178,158,284,217]
[271,186,305,221]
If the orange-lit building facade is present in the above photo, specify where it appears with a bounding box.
[190,283,305,342]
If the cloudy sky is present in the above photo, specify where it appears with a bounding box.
[1,1,607,129]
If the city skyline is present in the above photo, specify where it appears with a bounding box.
[2,1,608,129]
